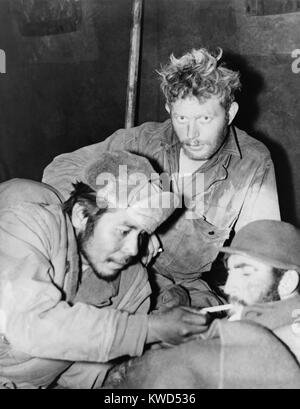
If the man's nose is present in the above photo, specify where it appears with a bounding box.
[224,274,238,297]
[123,233,139,257]
[187,120,199,140]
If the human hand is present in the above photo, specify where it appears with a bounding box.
[147,306,212,346]
[141,233,162,266]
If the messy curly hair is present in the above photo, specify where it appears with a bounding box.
[158,48,241,111]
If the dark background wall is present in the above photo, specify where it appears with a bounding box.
[0,0,300,224]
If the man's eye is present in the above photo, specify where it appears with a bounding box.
[176,115,188,123]
[242,267,255,276]
[199,116,211,123]
[117,227,130,236]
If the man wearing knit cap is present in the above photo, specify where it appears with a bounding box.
[104,220,300,389]
[0,151,210,389]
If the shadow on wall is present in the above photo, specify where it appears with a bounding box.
[260,136,296,226]
[225,51,296,225]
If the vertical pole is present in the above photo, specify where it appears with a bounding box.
[125,0,143,129]
[0,49,6,74]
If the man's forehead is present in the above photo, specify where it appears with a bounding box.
[227,253,272,270]
[171,95,224,115]
[107,208,144,230]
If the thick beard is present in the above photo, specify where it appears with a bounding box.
[260,277,282,304]
[230,279,282,307]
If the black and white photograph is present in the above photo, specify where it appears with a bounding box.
[0,0,300,392]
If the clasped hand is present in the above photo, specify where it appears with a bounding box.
[147,306,212,346]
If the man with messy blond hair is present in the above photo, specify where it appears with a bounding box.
[159,48,240,112]
[43,47,280,310]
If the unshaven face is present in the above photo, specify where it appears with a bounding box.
[224,254,280,306]
[168,95,229,161]
[78,209,145,280]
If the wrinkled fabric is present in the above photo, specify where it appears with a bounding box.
[104,295,300,389]
[104,322,300,389]
[43,121,280,305]
[0,195,151,388]
[0,178,64,208]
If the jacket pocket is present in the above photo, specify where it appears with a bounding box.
[156,213,231,276]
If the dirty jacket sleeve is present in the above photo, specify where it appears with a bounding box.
[0,204,149,363]
[234,157,280,231]
[42,128,135,199]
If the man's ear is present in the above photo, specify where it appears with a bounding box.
[278,270,300,299]
[227,101,239,125]
[165,103,171,114]
[71,203,88,231]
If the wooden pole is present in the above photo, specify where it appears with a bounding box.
[125,0,143,129]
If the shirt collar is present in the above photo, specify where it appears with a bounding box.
[240,293,300,330]
[220,126,242,159]
[163,122,242,159]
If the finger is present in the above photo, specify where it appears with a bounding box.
[143,236,159,265]
[150,234,161,258]
[180,306,208,317]
[142,251,152,266]
[141,254,148,266]
[147,236,155,256]
[141,241,153,265]
[179,325,208,339]
[181,311,210,326]
[180,306,210,319]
